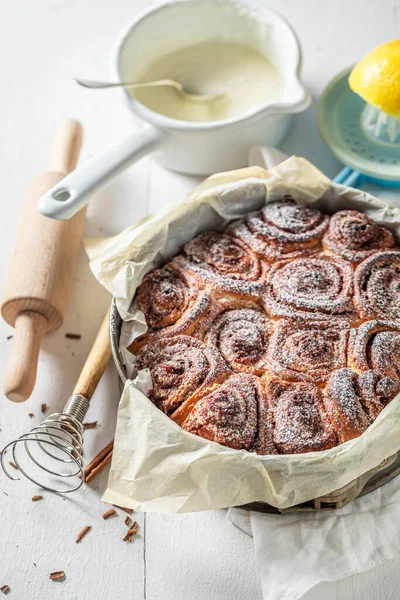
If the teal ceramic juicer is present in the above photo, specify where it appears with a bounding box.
[317,41,400,189]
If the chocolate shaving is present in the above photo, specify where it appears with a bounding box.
[6,335,13,340]
[102,508,116,520]
[41,404,47,414]
[83,421,97,430]
[50,571,65,581]
[32,495,43,502]
[76,525,92,543]
[80,440,113,484]
[9,461,18,470]
[3,492,8,497]
[114,505,133,515]
[28,413,34,418]
[65,333,81,339]
[0,585,10,594]
[123,521,138,542]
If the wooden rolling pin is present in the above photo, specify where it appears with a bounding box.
[1,120,86,402]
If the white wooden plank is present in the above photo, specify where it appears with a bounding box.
[145,511,263,600]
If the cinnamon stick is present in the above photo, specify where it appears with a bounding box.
[50,571,65,581]
[83,421,97,430]
[124,516,133,528]
[0,585,10,594]
[76,525,91,543]
[114,505,133,515]
[123,521,138,542]
[102,508,116,520]
[79,440,113,484]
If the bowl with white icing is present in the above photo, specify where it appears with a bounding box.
[38,0,310,220]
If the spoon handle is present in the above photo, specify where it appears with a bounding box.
[74,78,182,91]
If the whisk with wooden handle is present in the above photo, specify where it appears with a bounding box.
[1,311,112,493]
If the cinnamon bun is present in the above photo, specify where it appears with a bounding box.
[357,370,400,422]
[349,320,400,380]
[324,368,369,441]
[204,303,274,375]
[135,265,213,339]
[263,253,355,321]
[227,197,329,263]
[181,374,276,454]
[354,251,400,320]
[171,231,266,299]
[323,210,394,264]
[267,319,349,383]
[265,379,337,453]
[134,335,229,417]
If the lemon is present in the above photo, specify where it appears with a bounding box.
[349,40,400,118]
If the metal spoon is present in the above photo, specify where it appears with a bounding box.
[74,78,224,102]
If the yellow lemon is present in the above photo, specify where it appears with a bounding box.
[349,40,400,117]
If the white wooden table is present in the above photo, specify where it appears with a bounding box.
[1,1,400,598]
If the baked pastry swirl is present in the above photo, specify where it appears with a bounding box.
[267,319,349,383]
[263,253,355,321]
[227,197,329,262]
[354,251,400,320]
[134,335,229,418]
[324,368,399,437]
[265,379,337,453]
[181,374,276,454]
[323,210,394,264]
[130,198,400,454]
[324,369,369,441]
[204,303,274,375]
[171,231,266,299]
[349,320,400,380]
[136,265,212,334]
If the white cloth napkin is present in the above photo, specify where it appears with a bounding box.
[228,476,400,600]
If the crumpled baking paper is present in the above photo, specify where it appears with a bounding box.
[85,157,400,512]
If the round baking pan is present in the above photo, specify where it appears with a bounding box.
[109,299,400,513]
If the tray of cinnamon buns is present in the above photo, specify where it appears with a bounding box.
[127,199,400,456]
[88,158,400,512]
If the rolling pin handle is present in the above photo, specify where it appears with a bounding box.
[51,120,83,175]
[3,312,48,402]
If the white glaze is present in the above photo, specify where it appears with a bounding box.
[134,40,283,122]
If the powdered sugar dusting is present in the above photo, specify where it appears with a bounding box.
[323,210,395,263]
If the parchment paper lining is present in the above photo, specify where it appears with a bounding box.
[85,157,400,512]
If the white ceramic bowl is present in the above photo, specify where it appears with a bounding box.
[38,0,310,220]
